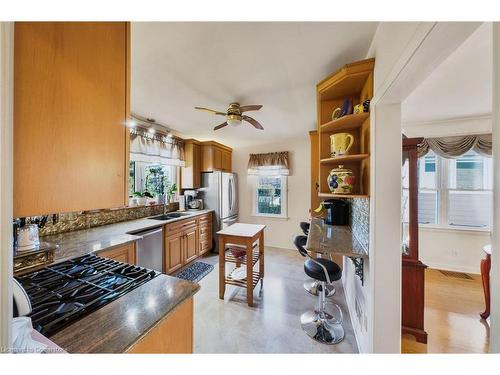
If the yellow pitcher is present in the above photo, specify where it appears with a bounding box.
[330,133,354,157]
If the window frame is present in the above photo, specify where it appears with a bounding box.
[417,151,492,231]
[251,174,288,219]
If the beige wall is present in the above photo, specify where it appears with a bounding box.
[232,137,310,249]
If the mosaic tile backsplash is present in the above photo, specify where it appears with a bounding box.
[349,197,369,252]
[19,203,179,237]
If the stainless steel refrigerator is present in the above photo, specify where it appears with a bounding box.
[198,171,238,252]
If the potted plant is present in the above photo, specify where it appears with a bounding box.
[132,191,153,206]
[164,178,177,204]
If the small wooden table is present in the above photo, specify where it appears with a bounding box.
[217,223,266,307]
[480,244,491,319]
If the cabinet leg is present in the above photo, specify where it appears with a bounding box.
[246,241,254,307]
[480,254,491,319]
[219,237,226,300]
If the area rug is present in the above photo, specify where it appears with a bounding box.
[174,261,214,282]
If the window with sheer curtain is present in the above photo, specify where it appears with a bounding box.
[412,150,493,229]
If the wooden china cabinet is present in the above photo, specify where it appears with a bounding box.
[401,137,428,344]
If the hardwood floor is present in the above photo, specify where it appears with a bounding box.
[402,268,490,353]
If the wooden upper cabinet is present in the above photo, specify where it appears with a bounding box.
[181,140,202,189]
[201,141,232,172]
[14,22,130,217]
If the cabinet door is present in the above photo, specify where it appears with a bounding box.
[192,143,201,188]
[222,150,231,172]
[213,147,223,170]
[183,226,198,264]
[98,243,136,264]
[14,22,130,217]
[164,231,184,274]
[181,141,201,189]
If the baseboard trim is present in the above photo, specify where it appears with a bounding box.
[425,261,480,275]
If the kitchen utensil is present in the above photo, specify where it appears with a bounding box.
[330,133,354,157]
[16,224,40,252]
[327,165,356,194]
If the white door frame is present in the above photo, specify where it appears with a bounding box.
[0,21,14,353]
[368,22,484,352]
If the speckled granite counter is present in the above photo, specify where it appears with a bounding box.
[305,218,368,258]
[48,274,200,353]
[41,209,213,265]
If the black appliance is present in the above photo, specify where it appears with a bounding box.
[322,199,349,226]
[15,254,158,336]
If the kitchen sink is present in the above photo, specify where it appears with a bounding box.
[148,212,190,221]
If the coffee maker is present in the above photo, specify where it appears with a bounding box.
[322,199,349,226]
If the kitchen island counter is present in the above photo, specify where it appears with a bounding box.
[49,273,199,353]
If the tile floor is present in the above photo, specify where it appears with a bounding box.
[193,246,359,353]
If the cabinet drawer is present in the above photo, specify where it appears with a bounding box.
[199,239,212,255]
[97,243,136,265]
[198,213,211,223]
[165,218,197,235]
[199,224,212,236]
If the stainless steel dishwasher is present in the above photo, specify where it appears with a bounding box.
[134,226,163,272]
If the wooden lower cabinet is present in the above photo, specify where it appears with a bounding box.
[164,231,184,274]
[127,297,193,353]
[97,243,136,264]
[184,226,199,264]
[163,213,212,274]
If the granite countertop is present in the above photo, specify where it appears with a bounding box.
[305,217,368,258]
[48,273,200,353]
[41,209,214,265]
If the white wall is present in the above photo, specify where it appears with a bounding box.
[232,137,310,249]
[0,22,14,351]
[419,227,490,274]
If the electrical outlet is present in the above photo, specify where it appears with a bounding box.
[451,249,459,257]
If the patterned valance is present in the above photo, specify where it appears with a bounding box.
[130,131,185,166]
[417,134,492,159]
[248,151,290,175]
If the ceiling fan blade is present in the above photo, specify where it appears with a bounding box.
[195,106,226,116]
[239,105,263,113]
[214,122,228,131]
[242,115,264,130]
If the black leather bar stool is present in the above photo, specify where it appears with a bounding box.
[297,222,335,297]
[294,235,344,345]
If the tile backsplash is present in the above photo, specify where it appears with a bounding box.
[18,203,179,237]
[349,198,369,252]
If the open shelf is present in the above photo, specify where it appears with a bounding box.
[318,192,369,199]
[320,154,369,164]
[320,112,369,133]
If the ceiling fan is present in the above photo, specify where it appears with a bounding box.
[194,102,264,131]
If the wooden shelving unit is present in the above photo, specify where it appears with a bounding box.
[320,112,369,132]
[315,58,374,199]
[320,154,369,164]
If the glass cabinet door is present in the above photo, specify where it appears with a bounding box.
[402,151,410,255]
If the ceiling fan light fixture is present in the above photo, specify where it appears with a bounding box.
[227,114,242,127]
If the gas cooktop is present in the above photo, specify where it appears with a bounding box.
[15,254,159,336]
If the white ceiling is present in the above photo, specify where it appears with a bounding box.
[402,22,492,126]
[131,22,378,147]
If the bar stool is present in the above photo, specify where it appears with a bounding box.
[294,235,344,345]
[297,223,335,297]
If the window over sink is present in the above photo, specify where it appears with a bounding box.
[129,161,177,198]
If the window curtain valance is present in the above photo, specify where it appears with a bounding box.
[417,134,492,159]
[247,151,290,175]
[130,131,185,166]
